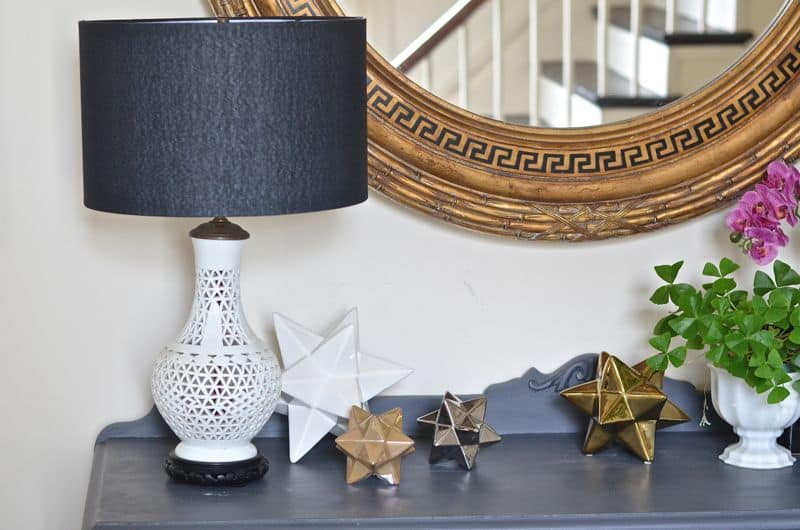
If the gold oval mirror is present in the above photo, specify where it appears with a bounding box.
[210,0,800,241]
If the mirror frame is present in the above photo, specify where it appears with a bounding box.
[210,0,800,241]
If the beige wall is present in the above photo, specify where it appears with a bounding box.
[1,1,797,529]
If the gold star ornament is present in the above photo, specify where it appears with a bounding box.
[417,392,501,470]
[334,406,415,485]
[560,352,689,462]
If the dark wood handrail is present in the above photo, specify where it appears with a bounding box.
[392,0,487,72]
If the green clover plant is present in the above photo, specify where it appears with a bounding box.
[646,258,800,403]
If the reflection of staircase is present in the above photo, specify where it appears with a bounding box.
[391,0,779,127]
[600,5,753,45]
[527,60,680,127]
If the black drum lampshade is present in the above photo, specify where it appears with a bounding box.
[79,17,367,217]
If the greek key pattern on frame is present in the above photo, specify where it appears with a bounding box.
[276,0,800,176]
[212,0,800,240]
[364,53,800,175]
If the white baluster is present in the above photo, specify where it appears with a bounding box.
[420,58,432,91]
[529,0,539,126]
[457,26,469,109]
[630,0,640,97]
[665,0,676,34]
[697,0,708,32]
[562,0,573,126]
[492,0,503,120]
[596,0,608,97]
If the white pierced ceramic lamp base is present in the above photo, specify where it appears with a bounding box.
[709,364,800,470]
[152,347,280,462]
[151,236,281,465]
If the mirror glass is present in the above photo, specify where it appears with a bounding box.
[339,0,784,127]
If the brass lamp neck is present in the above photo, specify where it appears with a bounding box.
[189,217,250,241]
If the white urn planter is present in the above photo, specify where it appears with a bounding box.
[709,364,800,469]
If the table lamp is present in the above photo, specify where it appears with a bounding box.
[79,17,367,485]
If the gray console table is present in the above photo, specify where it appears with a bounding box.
[83,354,800,529]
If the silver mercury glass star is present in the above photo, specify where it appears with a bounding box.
[417,392,501,470]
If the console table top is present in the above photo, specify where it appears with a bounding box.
[83,354,800,530]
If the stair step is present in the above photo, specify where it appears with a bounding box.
[541,61,680,108]
[595,6,753,45]
[504,114,537,126]
[504,115,557,127]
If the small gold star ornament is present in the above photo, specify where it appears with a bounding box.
[560,352,689,462]
[417,392,501,470]
[335,406,415,485]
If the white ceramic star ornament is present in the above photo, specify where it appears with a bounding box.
[274,308,413,463]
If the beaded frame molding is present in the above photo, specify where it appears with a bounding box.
[210,0,800,241]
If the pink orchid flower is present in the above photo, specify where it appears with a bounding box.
[728,159,799,265]
[744,226,785,265]
[756,183,798,227]
[766,160,800,196]
[725,207,750,233]
[748,241,779,265]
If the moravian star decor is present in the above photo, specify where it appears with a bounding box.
[335,406,415,485]
[275,309,413,463]
[417,392,501,470]
[560,352,690,462]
